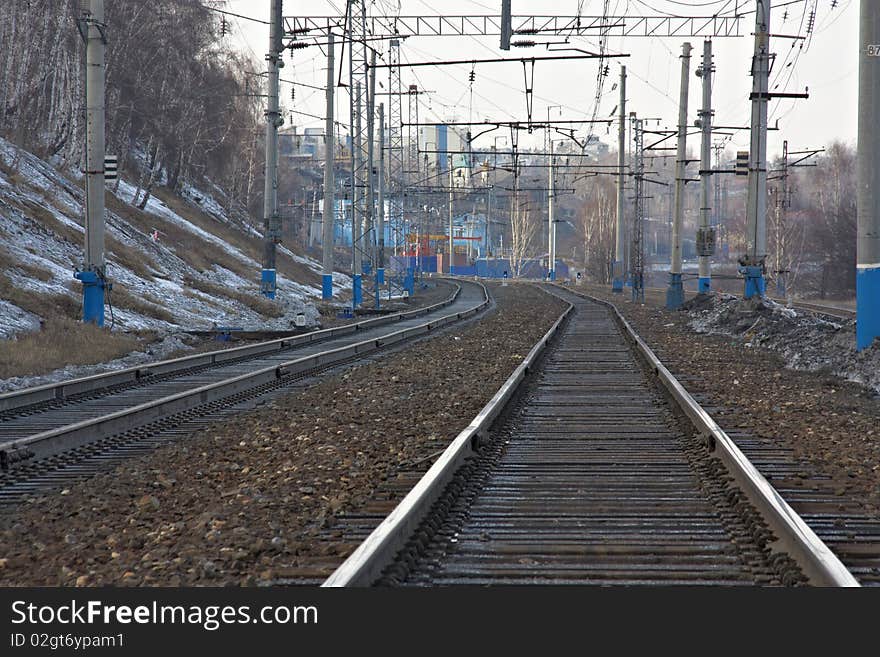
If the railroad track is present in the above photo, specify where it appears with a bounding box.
[325,285,859,587]
[0,280,490,503]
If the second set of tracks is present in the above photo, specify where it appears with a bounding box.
[0,280,490,503]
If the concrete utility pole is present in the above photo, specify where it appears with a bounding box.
[448,165,454,274]
[322,33,335,301]
[613,66,627,293]
[352,81,363,306]
[742,0,771,299]
[366,51,377,274]
[261,0,283,299]
[377,102,386,305]
[548,139,556,281]
[631,115,645,303]
[486,181,493,258]
[858,0,880,350]
[75,0,107,325]
[773,140,790,297]
[666,42,692,309]
[697,39,714,294]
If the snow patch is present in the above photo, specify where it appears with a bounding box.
[685,294,880,393]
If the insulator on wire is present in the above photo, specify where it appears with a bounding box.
[468,70,475,83]
[289,42,309,50]
[512,40,535,48]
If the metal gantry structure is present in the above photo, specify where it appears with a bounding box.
[387,39,406,259]
[262,1,877,350]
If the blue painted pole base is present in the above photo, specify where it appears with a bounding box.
[549,269,556,282]
[666,273,684,310]
[377,268,385,285]
[352,274,362,307]
[611,278,623,293]
[260,269,277,299]
[74,270,106,326]
[857,266,880,350]
[698,277,711,294]
[321,274,333,301]
[741,266,765,300]
[405,268,415,296]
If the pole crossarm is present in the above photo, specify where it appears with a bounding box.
[368,53,628,69]
[284,14,744,39]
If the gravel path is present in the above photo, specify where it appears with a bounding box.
[571,283,880,519]
[0,283,567,586]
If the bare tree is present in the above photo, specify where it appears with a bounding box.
[577,176,616,284]
[509,192,537,277]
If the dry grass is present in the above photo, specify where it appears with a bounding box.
[106,235,156,282]
[185,275,284,318]
[15,198,83,252]
[0,245,54,283]
[0,272,80,320]
[108,285,175,323]
[0,317,142,379]
[152,187,321,287]
[106,194,253,278]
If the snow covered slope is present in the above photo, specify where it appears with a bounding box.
[0,138,350,338]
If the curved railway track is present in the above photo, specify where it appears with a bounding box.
[0,280,490,502]
[325,285,859,587]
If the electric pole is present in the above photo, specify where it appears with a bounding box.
[261,0,283,300]
[548,139,556,281]
[366,51,377,275]
[697,39,715,294]
[772,140,789,297]
[858,0,880,349]
[631,115,645,303]
[322,33,335,301]
[75,0,107,325]
[741,0,771,299]
[613,66,626,293]
[449,165,454,274]
[352,81,363,306]
[666,42,692,310]
[377,102,386,306]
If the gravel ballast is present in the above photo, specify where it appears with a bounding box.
[0,283,567,586]
[572,283,880,519]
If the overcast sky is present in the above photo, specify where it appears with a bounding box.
[221,0,858,158]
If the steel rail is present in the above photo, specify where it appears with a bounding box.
[569,288,860,587]
[0,282,489,470]
[325,282,859,587]
[0,283,465,415]
[323,289,575,587]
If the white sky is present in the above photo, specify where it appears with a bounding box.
[220,1,859,158]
